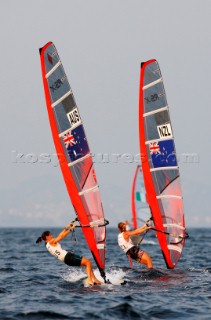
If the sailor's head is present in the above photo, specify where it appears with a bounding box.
[118,222,127,232]
[36,230,51,244]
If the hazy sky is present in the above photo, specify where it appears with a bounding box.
[1,0,211,228]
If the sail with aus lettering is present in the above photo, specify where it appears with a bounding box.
[39,42,108,280]
[139,59,187,269]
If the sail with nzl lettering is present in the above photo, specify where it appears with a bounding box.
[39,42,108,280]
[139,59,188,269]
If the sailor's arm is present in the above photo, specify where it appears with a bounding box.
[51,222,76,244]
[124,224,151,240]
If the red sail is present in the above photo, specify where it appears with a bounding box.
[39,42,107,277]
[139,60,186,269]
[131,166,139,229]
[131,165,151,230]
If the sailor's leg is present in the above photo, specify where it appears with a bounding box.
[136,250,153,268]
[139,252,153,268]
[80,257,94,285]
[90,269,104,284]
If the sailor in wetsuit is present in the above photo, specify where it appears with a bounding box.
[36,221,103,285]
[117,222,153,268]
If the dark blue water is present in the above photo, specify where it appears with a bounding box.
[0,227,211,320]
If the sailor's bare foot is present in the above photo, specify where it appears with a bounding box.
[84,278,94,285]
[93,279,104,285]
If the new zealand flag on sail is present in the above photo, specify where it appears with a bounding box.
[149,140,177,168]
[62,125,90,162]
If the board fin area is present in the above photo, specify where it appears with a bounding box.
[106,279,127,285]
[83,278,126,287]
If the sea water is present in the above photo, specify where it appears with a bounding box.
[0,227,210,319]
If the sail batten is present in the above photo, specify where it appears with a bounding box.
[156,195,182,199]
[145,137,174,144]
[68,154,92,166]
[58,122,84,137]
[143,77,163,89]
[163,224,185,230]
[150,166,179,172]
[78,185,99,195]
[52,90,72,108]
[39,41,107,278]
[46,61,62,78]
[143,106,168,117]
[139,59,186,269]
[168,245,182,253]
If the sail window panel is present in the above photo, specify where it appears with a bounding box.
[159,197,184,231]
[144,61,161,86]
[158,178,184,229]
[151,169,179,195]
[80,191,106,267]
[169,248,182,267]
[98,249,105,268]
[82,167,98,192]
[158,198,184,252]
[161,176,183,197]
[70,156,93,191]
[80,191,106,242]
[60,124,90,164]
[145,110,170,141]
[47,65,70,104]
[158,195,185,267]
[54,95,78,133]
[159,177,185,234]
[143,82,167,114]
[43,44,60,74]
[94,225,106,248]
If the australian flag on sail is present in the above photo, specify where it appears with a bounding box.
[149,140,177,168]
[62,125,90,162]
